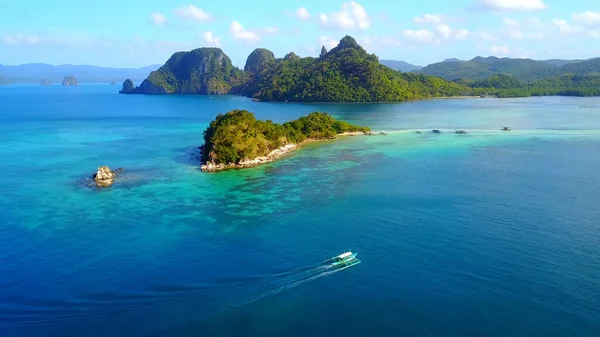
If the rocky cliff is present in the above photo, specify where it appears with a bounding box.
[120,48,248,94]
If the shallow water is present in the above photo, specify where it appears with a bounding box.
[1,85,600,336]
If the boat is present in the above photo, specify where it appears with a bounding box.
[432,129,442,134]
[415,130,423,134]
[455,129,468,134]
[332,251,358,266]
[501,126,512,131]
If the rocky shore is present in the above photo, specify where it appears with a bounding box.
[201,144,297,172]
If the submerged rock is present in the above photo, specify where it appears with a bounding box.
[92,166,123,187]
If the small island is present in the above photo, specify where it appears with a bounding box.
[200,110,370,171]
[62,76,78,86]
[40,78,52,86]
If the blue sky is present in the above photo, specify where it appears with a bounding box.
[1,0,600,68]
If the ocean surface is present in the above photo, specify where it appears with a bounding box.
[1,84,600,337]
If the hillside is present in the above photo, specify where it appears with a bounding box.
[419,56,556,81]
[379,59,423,72]
[469,74,600,97]
[420,56,600,82]
[123,36,470,102]
[0,63,159,84]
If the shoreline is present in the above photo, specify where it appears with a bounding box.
[200,131,369,172]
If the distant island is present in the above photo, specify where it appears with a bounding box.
[0,63,160,85]
[40,78,52,86]
[379,59,422,72]
[200,110,369,171]
[120,36,469,102]
[62,76,78,86]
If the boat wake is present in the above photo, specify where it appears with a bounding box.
[0,255,360,331]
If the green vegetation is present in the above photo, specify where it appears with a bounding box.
[124,36,470,102]
[128,48,248,94]
[202,110,370,165]
[469,74,600,97]
[246,36,469,102]
[419,56,556,81]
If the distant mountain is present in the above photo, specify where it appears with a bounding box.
[540,59,584,67]
[379,59,422,72]
[442,58,464,63]
[0,63,161,84]
[420,56,558,81]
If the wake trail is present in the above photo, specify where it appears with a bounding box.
[0,258,347,332]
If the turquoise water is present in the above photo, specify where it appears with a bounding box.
[1,85,600,336]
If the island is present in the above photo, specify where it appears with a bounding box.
[62,76,78,86]
[200,110,370,171]
[40,78,52,86]
[120,36,469,102]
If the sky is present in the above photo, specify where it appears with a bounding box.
[1,0,600,68]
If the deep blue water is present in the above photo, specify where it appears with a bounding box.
[1,85,600,336]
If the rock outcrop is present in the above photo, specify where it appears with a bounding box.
[119,79,137,94]
[320,45,328,58]
[244,48,276,75]
[92,166,123,187]
[62,76,78,86]
[201,144,297,172]
[40,78,52,86]
[123,48,248,94]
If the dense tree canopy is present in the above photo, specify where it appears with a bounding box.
[202,110,370,165]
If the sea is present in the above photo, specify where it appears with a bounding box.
[1,84,600,337]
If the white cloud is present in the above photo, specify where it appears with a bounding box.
[490,44,510,55]
[414,14,443,24]
[319,2,370,30]
[437,24,452,39]
[174,4,211,21]
[552,19,577,34]
[150,13,167,25]
[501,17,546,39]
[572,11,600,26]
[263,27,279,34]
[230,21,261,43]
[319,36,338,49]
[455,29,470,40]
[473,0,547,11]
[202,32,221,47]
[1,34,43,46]
[402,29,435,43]
[296,7,310,20]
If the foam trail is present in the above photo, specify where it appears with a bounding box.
[207,261,360,319]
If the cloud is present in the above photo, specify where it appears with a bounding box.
[490,44,510,55]
[319,2,370,30]
[296,7,310,20]
[1,34,43,46]
[230,21,261,43]
[319,36,338,49]
[501,17,546,39]
[472,0,547,11]
[414,14,443,24]
[436,24,452,39]
[572,11,600,26]
[150,13,167,25]
[552,19,578,34]
[477,30,497,41]
[455,29,470,40]
[402,29,435,43]
[174,4,211,21]
[202,32,221,47]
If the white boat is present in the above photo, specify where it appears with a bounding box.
[332,251,358,266]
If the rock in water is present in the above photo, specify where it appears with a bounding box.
[40,78,52,86]
[93,166,116,187]
[62,76,78,86]
[119,79,137,94]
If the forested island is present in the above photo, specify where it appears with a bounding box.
[120,36,469,102]
[200,110,370,171]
